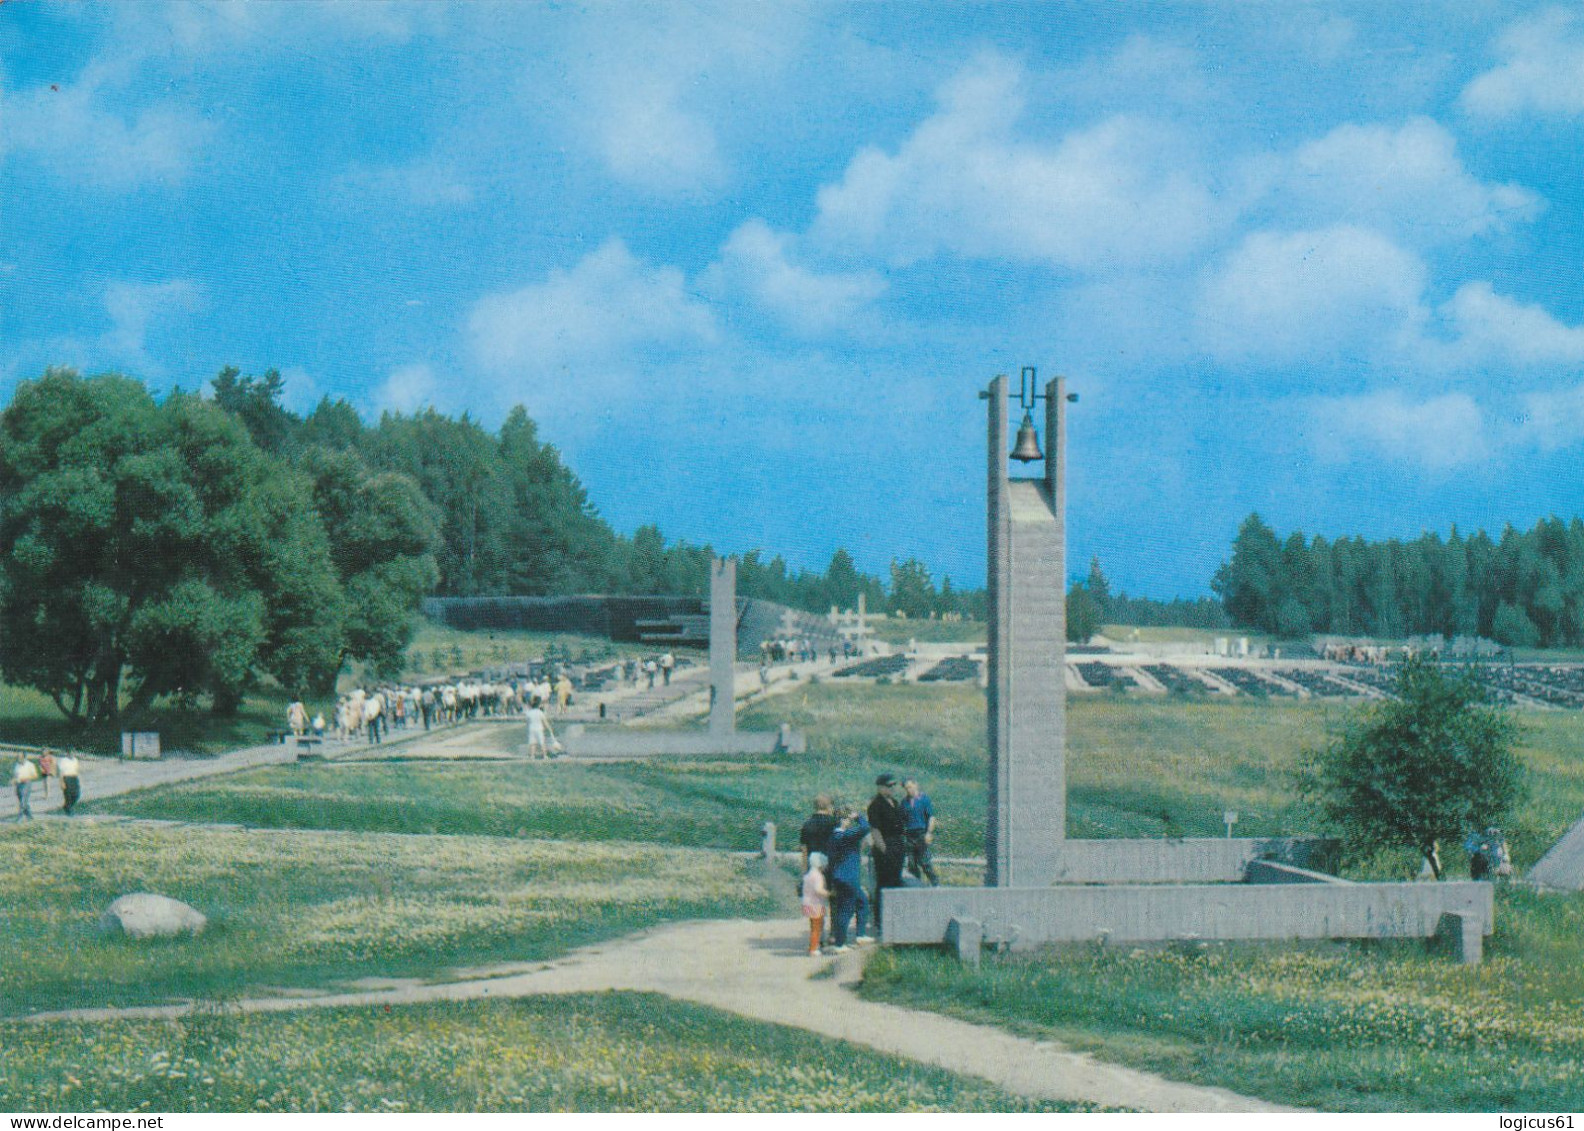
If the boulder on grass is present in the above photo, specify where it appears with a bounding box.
[100,893,207,939]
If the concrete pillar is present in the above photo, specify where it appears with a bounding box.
[986,374,1067,888]
[710,557,737,739]
[948,916,983,968]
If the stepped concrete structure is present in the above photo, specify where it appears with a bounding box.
[561,557,805,758]
[1525,816,1584,890]
[885,371,1494,963]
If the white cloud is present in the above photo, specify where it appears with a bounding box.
[1311,391,1490,471]
[556,3,807,197]
[1439,282,1584,367]
[101,279,204,369]
[377,363,439,414]
[1274,118,1540,243]
[1462,8,1584,119]
[1197,226,1427,364]
[2,77,214,189]
[1520,383,1584,452]
[705,220,885,335]
[809,53,1224,270]
[466,239,717,378]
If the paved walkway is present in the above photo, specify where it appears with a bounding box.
[18,917,1292,1113]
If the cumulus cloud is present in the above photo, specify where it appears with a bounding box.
[1520,383,1584,452]
[808,53,1224,270]
[1272,118,1540,243]
[101,279,204,368]
[466,239,717,378]
[377,363,439,414]
[1311,390,1490,472]
[2,77,214,190]
[1462,8,1584,119]
[1197,226,1427,364]
[704,220,885,335]
[556,3,807,197]
[1439,282,1584,367]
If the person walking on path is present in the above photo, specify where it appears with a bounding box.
[825,809,873,950]
[554,673,574,715]
[525,698,556,759]
[866,773,908,930]
[11,752,39,820]
[37,749,55,803]
[660,652,674,686]
[902,778,940,886]
[801,852,830,957]
[56,752,81,816]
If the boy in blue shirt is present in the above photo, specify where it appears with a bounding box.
[902,778,939,886]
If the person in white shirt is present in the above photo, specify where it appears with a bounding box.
[11,753,39,820]
[524,697,556,759]
[56,752,81,816]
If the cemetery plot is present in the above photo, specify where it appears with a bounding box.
[1142,663,1211,695]
[833,654,911,678]
[918,656,982,682]
[1209,667,1294,696]
[1477,664,1584,708]
[1275,668,1365,698]
[1076,662,1136,690]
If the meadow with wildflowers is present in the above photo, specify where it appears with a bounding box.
[0,993,1087,1112]
[0,822,776,1014]
[99,682,1584,865]
[861,885,1584,1111]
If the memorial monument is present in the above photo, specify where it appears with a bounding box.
[885,368,1496,963]
[561,556,804,757]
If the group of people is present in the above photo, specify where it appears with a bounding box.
[798,773,940,956]
[9,748,82,819]
[287,671,587,748]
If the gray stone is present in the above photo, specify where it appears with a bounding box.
[100,893,207,939]
[946,916,983,968]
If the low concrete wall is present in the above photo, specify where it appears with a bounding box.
[883,881,1494,950]
[560,726,805,758]
[1048,837,1339,884]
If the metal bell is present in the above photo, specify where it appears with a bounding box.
[1010,411,1043,462]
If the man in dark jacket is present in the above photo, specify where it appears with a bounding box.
[866,772,907,931]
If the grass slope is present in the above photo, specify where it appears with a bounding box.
[0,994,1088,1112]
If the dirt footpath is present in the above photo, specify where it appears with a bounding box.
[24,917,1295,1113]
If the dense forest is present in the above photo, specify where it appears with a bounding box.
[1212,513,1584,646]
[208,367,974,619]
[0,367,993,723]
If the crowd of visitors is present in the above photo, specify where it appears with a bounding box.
[798,773,941,955]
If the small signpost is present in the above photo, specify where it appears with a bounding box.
[1224,809,1239,839]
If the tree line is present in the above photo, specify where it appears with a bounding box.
[1066,558,1230,642]
[0,368,977,723]
[208,368,978,619]
[1212,512,1584,646]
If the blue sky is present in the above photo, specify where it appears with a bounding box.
[6,3,1584,598]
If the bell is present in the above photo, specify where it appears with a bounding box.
[1010,411,1043,461]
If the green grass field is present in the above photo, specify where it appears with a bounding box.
[860,884,1584,1111]
[16,677,1584,1111]
[0,994,1086,1113]
[0,822,778,1014]
[95,683,1584,870]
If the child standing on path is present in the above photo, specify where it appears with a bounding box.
[802,852,829,957]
